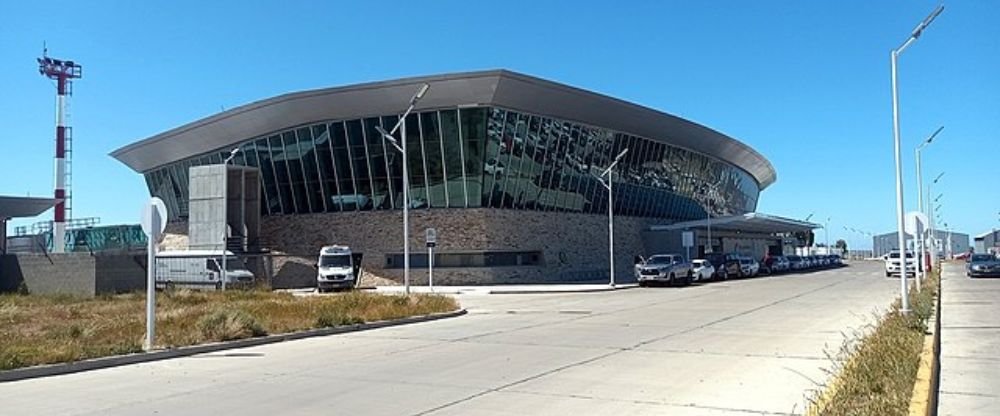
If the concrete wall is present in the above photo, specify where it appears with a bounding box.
[256,208,654,287]
[94,254,148,294]
[188,165,227,251]
[0,253,97,296]
[0,253,146,296]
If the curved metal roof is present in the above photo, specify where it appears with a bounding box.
[110,70,776,188]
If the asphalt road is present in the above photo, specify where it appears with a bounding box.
[938,262,1000,415]
[1,261,898,416]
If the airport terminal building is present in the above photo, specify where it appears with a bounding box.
[112,70,791,286]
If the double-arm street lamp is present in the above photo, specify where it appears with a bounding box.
[889,4,944,314]
[375,84,430,295]
[594,148,629,287]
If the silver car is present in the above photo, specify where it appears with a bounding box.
[635,254,694,287]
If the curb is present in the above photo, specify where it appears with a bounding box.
[368,284,640,295]
[908,276,942,416]
[488,284,640,295]
[0,309,467,383]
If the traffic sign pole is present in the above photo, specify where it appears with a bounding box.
[426,228,437,292]
[141,197,167,352]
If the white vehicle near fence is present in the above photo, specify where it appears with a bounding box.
[316,245,364,292]
[155,250,254,290]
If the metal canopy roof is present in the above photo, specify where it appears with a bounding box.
[110,69,777,189]
[0,196,58,220]
[649,213,820,234]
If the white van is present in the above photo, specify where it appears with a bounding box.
[155,250,255,290]
[316,245,363,292]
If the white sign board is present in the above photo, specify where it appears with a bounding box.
[141,197,167,238]
[682,231,694,248]
[904,211,929,237]
[426,228,437,248]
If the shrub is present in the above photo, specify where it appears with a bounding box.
[196,309,266,342]
[315,309,364,328]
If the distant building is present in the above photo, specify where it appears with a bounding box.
[974,230,1000,254]
[873,229,970,258]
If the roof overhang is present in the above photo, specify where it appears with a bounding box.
[649,212,820,234]
[110,70,776,189]
[0,196,58,220]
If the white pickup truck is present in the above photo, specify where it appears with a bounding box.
[635,254,694,287]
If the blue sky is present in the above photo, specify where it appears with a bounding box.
[1,1,997,249]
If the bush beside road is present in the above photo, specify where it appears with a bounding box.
[809,269,939,416]
[0,290,457,371]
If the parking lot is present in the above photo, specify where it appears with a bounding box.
[2,261,898,416]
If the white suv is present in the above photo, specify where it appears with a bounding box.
[884,251,916,277]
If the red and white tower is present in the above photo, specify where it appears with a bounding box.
[38,52,82,253]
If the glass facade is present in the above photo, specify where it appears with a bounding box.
[144,107,760,221]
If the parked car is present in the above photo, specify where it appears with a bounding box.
[786,255,805,270]
[691,259,716,282]
[771,256,791,273]
[738,257,759,277]
[884,250,916,277]
[635,254,694,287]
[967,253,1000,278]
[704,253,742,280]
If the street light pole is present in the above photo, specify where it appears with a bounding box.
[220,147,240,291]
[375,84,430,296]
[889,4,944,314]
[915,126,942,289]
[595,148,629,287]
[825,217,831,255]
[928,172,944,263]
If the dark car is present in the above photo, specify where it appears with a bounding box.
[787,255,805,270]
[704,253,742,280]
[967,254,1000,278]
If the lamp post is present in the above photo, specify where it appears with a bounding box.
[889,4,944,314]
[928,172,944,261]
[594,148,629,287]
[220,147,240,291]
[825,217,831,255]
[705,180,723,255]
[915,126,943,287]
[375,84,430,295]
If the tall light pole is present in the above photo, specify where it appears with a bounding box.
[915,126,943,286]
[375,83,430,295]
[825,217,831,255]
[219,147,240,291]
[705,180,723,254]
[889,4,944,314]
[595,148,629,287]
[928,172,944,262]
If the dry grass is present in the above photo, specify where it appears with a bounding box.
[810,269,939,415]
[0,290,458,371]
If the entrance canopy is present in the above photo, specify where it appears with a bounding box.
[650,212,819,234]
[0,196,57,220]
[1,196,58,255]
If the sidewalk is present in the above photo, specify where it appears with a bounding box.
[938,262,1000,415]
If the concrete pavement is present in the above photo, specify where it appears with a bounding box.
[1,262,898,415]
[938,262,1000,415]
